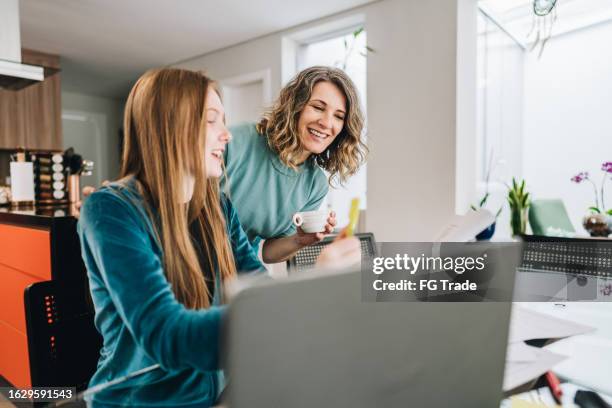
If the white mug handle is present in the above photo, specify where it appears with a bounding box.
[292,213,303,227]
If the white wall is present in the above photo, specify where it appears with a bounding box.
[523,21,612,233]
[61,91,124,185]
[178,35,284,102]
[224,81,266,127]
[176,0,463,241]
[365,0,459,241]
[456,0,478,214]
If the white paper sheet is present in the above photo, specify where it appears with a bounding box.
[546,336,612,396]
[503,344,567,391]
[506,342,538,363]
[433,209,495,242]
[508,306,595,343]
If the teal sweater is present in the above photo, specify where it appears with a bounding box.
[77,180,264,407]
[223,123,329,249]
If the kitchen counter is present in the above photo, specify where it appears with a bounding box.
[0,204,83,281]
[0,204,78,228]
[0,203,90,388]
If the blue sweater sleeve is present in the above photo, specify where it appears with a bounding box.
[79,190,224,372]
[221,195,266,274]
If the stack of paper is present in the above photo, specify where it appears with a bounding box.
[508,306,595,344]
[546,336,612,396]
[433,209,495,242]
[503,305,595,392]
[504,343,566,392]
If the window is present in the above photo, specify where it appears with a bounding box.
[295,28,368,229]
[477,0,612,234]
[476,10,523,188]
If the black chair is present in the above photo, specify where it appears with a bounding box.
[24,279,102,391]
[287,232,377,273]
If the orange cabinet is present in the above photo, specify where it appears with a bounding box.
[0,208,87,388]
[0,224,50,387]
[0,223,51,280]
[0,321,31,388]
[0,264,45,334]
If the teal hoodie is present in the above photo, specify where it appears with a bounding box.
[77,179,264,407]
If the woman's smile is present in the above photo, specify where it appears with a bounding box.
[210,149,224,160]
[308,127,330,142]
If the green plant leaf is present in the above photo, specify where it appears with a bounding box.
[607,209,612,216]
[521,192,530,207]
[470,204,477,211]
[496,207,503,218]
[479,193,490,207]
[589,206,601,214]
[353,27,364,37]
[365,45,375,53]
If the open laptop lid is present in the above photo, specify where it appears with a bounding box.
[224,269,513,407]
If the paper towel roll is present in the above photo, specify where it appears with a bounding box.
[10,162,35,202]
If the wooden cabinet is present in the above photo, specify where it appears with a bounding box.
[0,48,62,150]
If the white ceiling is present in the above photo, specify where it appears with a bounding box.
[19,0,375,99]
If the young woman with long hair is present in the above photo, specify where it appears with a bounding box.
[223,66,368,263]
[78,68,359,407]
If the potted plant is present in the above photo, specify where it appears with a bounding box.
[571,161,612,237]
[472,193,502,240]
[472,150,502,240]
[507,178,530,237]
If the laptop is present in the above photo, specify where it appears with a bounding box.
[223,268,514,407]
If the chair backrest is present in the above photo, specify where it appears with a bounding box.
[286,232,377,273]
[24,279,101,390]
[528,199,575,236]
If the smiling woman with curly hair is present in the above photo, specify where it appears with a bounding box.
[223,66,368,264]
[257,67,366,185]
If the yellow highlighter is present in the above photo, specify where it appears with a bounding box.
[346,198,360,237]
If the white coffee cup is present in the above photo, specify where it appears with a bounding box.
[292,210,331,233]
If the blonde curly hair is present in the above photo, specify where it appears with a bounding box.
[256,66,367,186]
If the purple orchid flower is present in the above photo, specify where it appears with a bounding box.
[570,171,589,183]
[572,163,612,212]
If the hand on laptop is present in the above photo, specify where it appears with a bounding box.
[315,231,361,271]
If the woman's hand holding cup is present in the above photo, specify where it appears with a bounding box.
[292,210,336,246]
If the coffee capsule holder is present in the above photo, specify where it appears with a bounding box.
[30,151,69,206]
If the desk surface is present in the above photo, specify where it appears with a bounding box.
[519,302,612,397]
